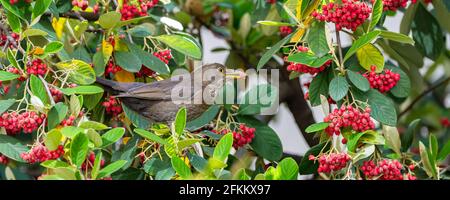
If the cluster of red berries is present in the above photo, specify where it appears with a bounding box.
[0,32,19,48]
[363,66,400,93]
[0,154,9,165]
[0,111,46,135]
[136,66,156,78]
[279,26,293,37]
[81,152,105,171]
[7,67,26,81]
[153,49,172,64]
[9,0,32,5]
[213,124,256,149]
[373,0,406,11]
[360,159,410,180]
[20,144,64,164]
[50,88,63,102]
[286,46,331,75]
[441,117,450,128]
[324,105,375,136]
[105,60,123,75]
[309,153,351,174]
[72,0,89,10]
[26,59,48,76]
[102,96,123,116]
[60,115,77,126]
[312,0,371,31]
[120,0,159,21]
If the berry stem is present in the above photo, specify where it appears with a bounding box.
[335,29,345,74]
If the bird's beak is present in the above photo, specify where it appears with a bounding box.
[225,69,246,79]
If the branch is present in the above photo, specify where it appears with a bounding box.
[398,76,450,118]
[0,23,26,55]
[45,11,100,21]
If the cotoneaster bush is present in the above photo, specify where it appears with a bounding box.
[0,0,448,180]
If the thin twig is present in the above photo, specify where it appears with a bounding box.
[335,30,344,73]
[398,76,450,118]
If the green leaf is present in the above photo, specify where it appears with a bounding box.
[6,10,21,33]
[400,2,418,34]
[7,49,19,69]
[47,103,68,130]
[177,139,202,150]
[56,60,96,85]
[367,89,397,126]
[44,129,62,151]
[386,64,411,98]
[383,125,401,155]
[437,140,450,161]
[93,51,106,76]
[22,29,48,37]
[30,75,50,105]
[97,160,128,179]
[308,70,330,106]
[79,121,108,131]
[329,76,349,101]
[287,52,333,68]
[238,84,278,115]
[127,23,154,37]
[369,0,383,31]
[0,135,28,162]
[0,99,16,115]
[31,0,52,20]
[411,3,444,60]
[44,41,64,54]
[174,107,187,136]
[257,21,295,26]
[127,43,170,75]
[256,33,292,70]
[237,115,283,161]
[0,0,25,20]
[429,134,438,161]
[379,30,414,45]
[122,104,150,129]
[347,70,370,92]
[98,11,121,29]
[134,129,169,146]
[275,157,299,180]
[213,133,233,162]
[155,34,202,60]
[346,132,365,152]
[171,156,192,179]
[299,142,330,174]
[186,105,220,131]
[86,129,103,147]
[0,71,20,81]
[101,128,125,147]
[91,151,102,179]
[114,51,142,73]
[41,160,71,169]
[305,122,329,133]
[60,86,104,95]
[234,168,251,180]
[419,142,437,179]
[70,133,89,168]
[356,44,385,72]
[401,119,420,152]
[61,126,83,139]
[344,30,381,62]
[307,21,329,58]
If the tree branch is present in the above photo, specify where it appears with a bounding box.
[398,76,450,118]
[45,11,100,21]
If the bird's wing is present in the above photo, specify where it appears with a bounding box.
[115,76,194,100]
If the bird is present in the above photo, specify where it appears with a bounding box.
[95,63,246,124]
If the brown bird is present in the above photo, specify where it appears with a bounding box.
[95,63,245,123]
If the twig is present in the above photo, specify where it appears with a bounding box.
[335,29,344,73]
[398,76,450,118]
[0,23,26,55]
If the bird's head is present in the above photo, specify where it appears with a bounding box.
[199,63,247,83]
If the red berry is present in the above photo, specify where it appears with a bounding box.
[324,105,375,136]
[21,144,64,164]
[317,153,350,174]
[0,154,9,165]
[363,66,400,93]
[102,96,123,116]
[312,0,371,31]
[360,159,404,180]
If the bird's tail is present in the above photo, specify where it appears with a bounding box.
[95,77,144,94]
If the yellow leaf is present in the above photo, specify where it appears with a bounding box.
[114,70,136,82]
[31,47,45,55]
[102,39,113,59]
[52,17,67,39]
[302,0,321,20]
[356,44,385,72]
[122,137,131,145]
[182,156,191,167]
[114,35,128,51]
[296,0,303,20]
[290,28,305,43]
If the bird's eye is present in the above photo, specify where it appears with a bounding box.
[218,67,224,73]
